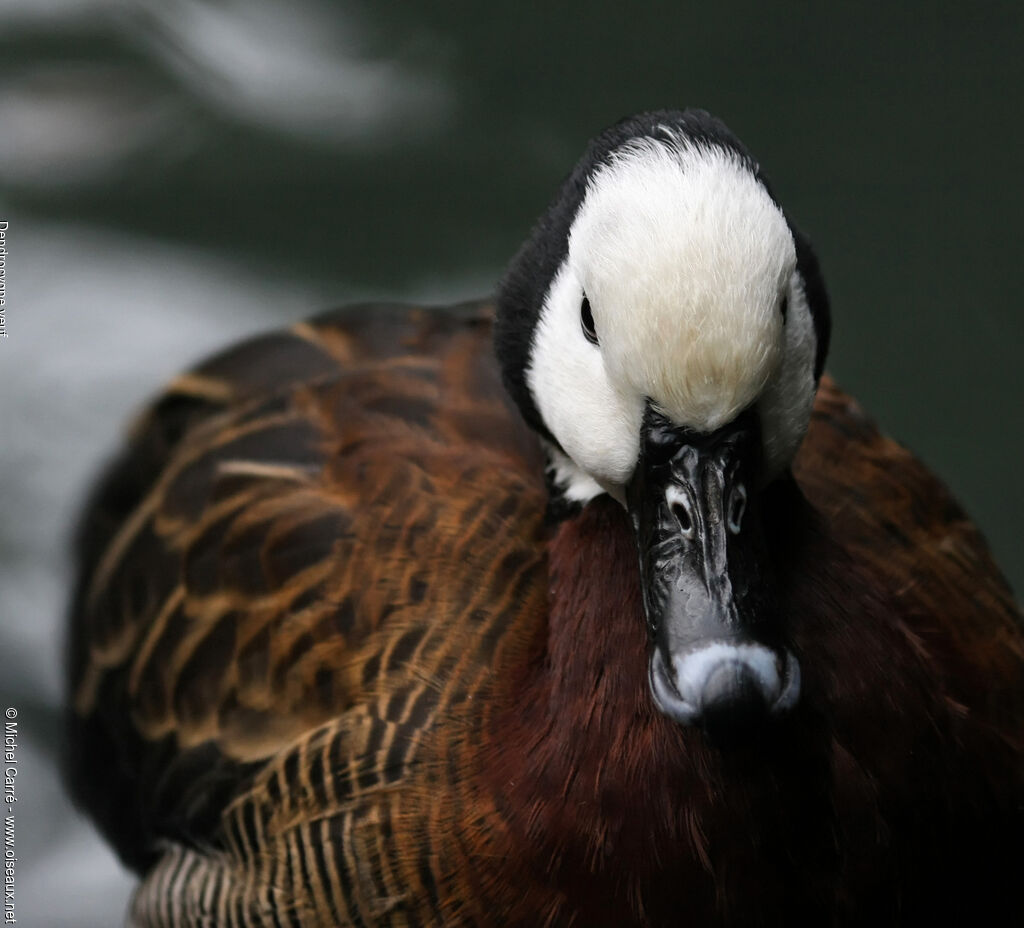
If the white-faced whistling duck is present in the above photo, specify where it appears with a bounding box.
[67,110,1024,926]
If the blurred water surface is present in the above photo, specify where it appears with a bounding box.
[1,1,1022,923]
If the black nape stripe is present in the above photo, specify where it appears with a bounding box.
[791,221,831,381]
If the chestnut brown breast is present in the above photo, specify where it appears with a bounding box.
[67,300,1024,926]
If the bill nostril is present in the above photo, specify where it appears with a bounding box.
[728,483,746,534]
[665,485,694,537]
[671,501,692,535]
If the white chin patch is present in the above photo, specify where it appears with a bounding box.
[544,442,610,504]
[526,136,817,496]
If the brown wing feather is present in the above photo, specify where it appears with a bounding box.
[68,300,545,877]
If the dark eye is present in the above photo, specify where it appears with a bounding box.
[779,294,789,318]
[580,296,599,345]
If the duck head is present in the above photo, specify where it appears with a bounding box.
[496,109,830,736]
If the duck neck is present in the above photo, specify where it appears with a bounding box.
[482,496,694,918]
[537,495,656,747]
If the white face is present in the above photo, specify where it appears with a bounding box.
[526,138,819,502]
